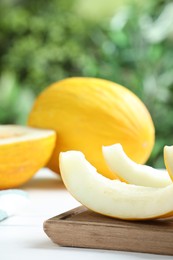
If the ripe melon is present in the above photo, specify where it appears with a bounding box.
[28,77,155,179]
[0,125,56,189]
[103,143,171,187]
[59,150,173,220]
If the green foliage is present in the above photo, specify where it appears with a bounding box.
[0,0,173,167]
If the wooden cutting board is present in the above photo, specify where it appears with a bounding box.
[43,206,173,255]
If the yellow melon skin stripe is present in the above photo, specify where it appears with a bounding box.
[164,145,173,182]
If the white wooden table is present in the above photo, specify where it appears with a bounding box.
[0,168,172,260]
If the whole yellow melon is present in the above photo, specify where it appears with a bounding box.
[28,77,155,179]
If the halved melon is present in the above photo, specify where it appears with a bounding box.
[59,150,173,220]
[102,143,172,187]
[164,145,173,181]
[0,125,56,189]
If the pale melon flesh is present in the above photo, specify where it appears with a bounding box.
[102,143,172,188]
[59,151,173,220]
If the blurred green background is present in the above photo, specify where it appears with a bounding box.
[0,0,173,167]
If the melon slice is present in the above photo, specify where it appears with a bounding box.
[102,144,172,187]
[59,150,173,220]
[164,145,173,181]
[0,125,56,189]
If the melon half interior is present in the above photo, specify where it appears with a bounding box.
[0,125,56,189]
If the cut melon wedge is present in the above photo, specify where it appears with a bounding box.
[164,145,173,181]
[102,144,172,188]
[59,150,173,220]
[0,125,56,189]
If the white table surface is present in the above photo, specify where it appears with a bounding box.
[0,168,172,260]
